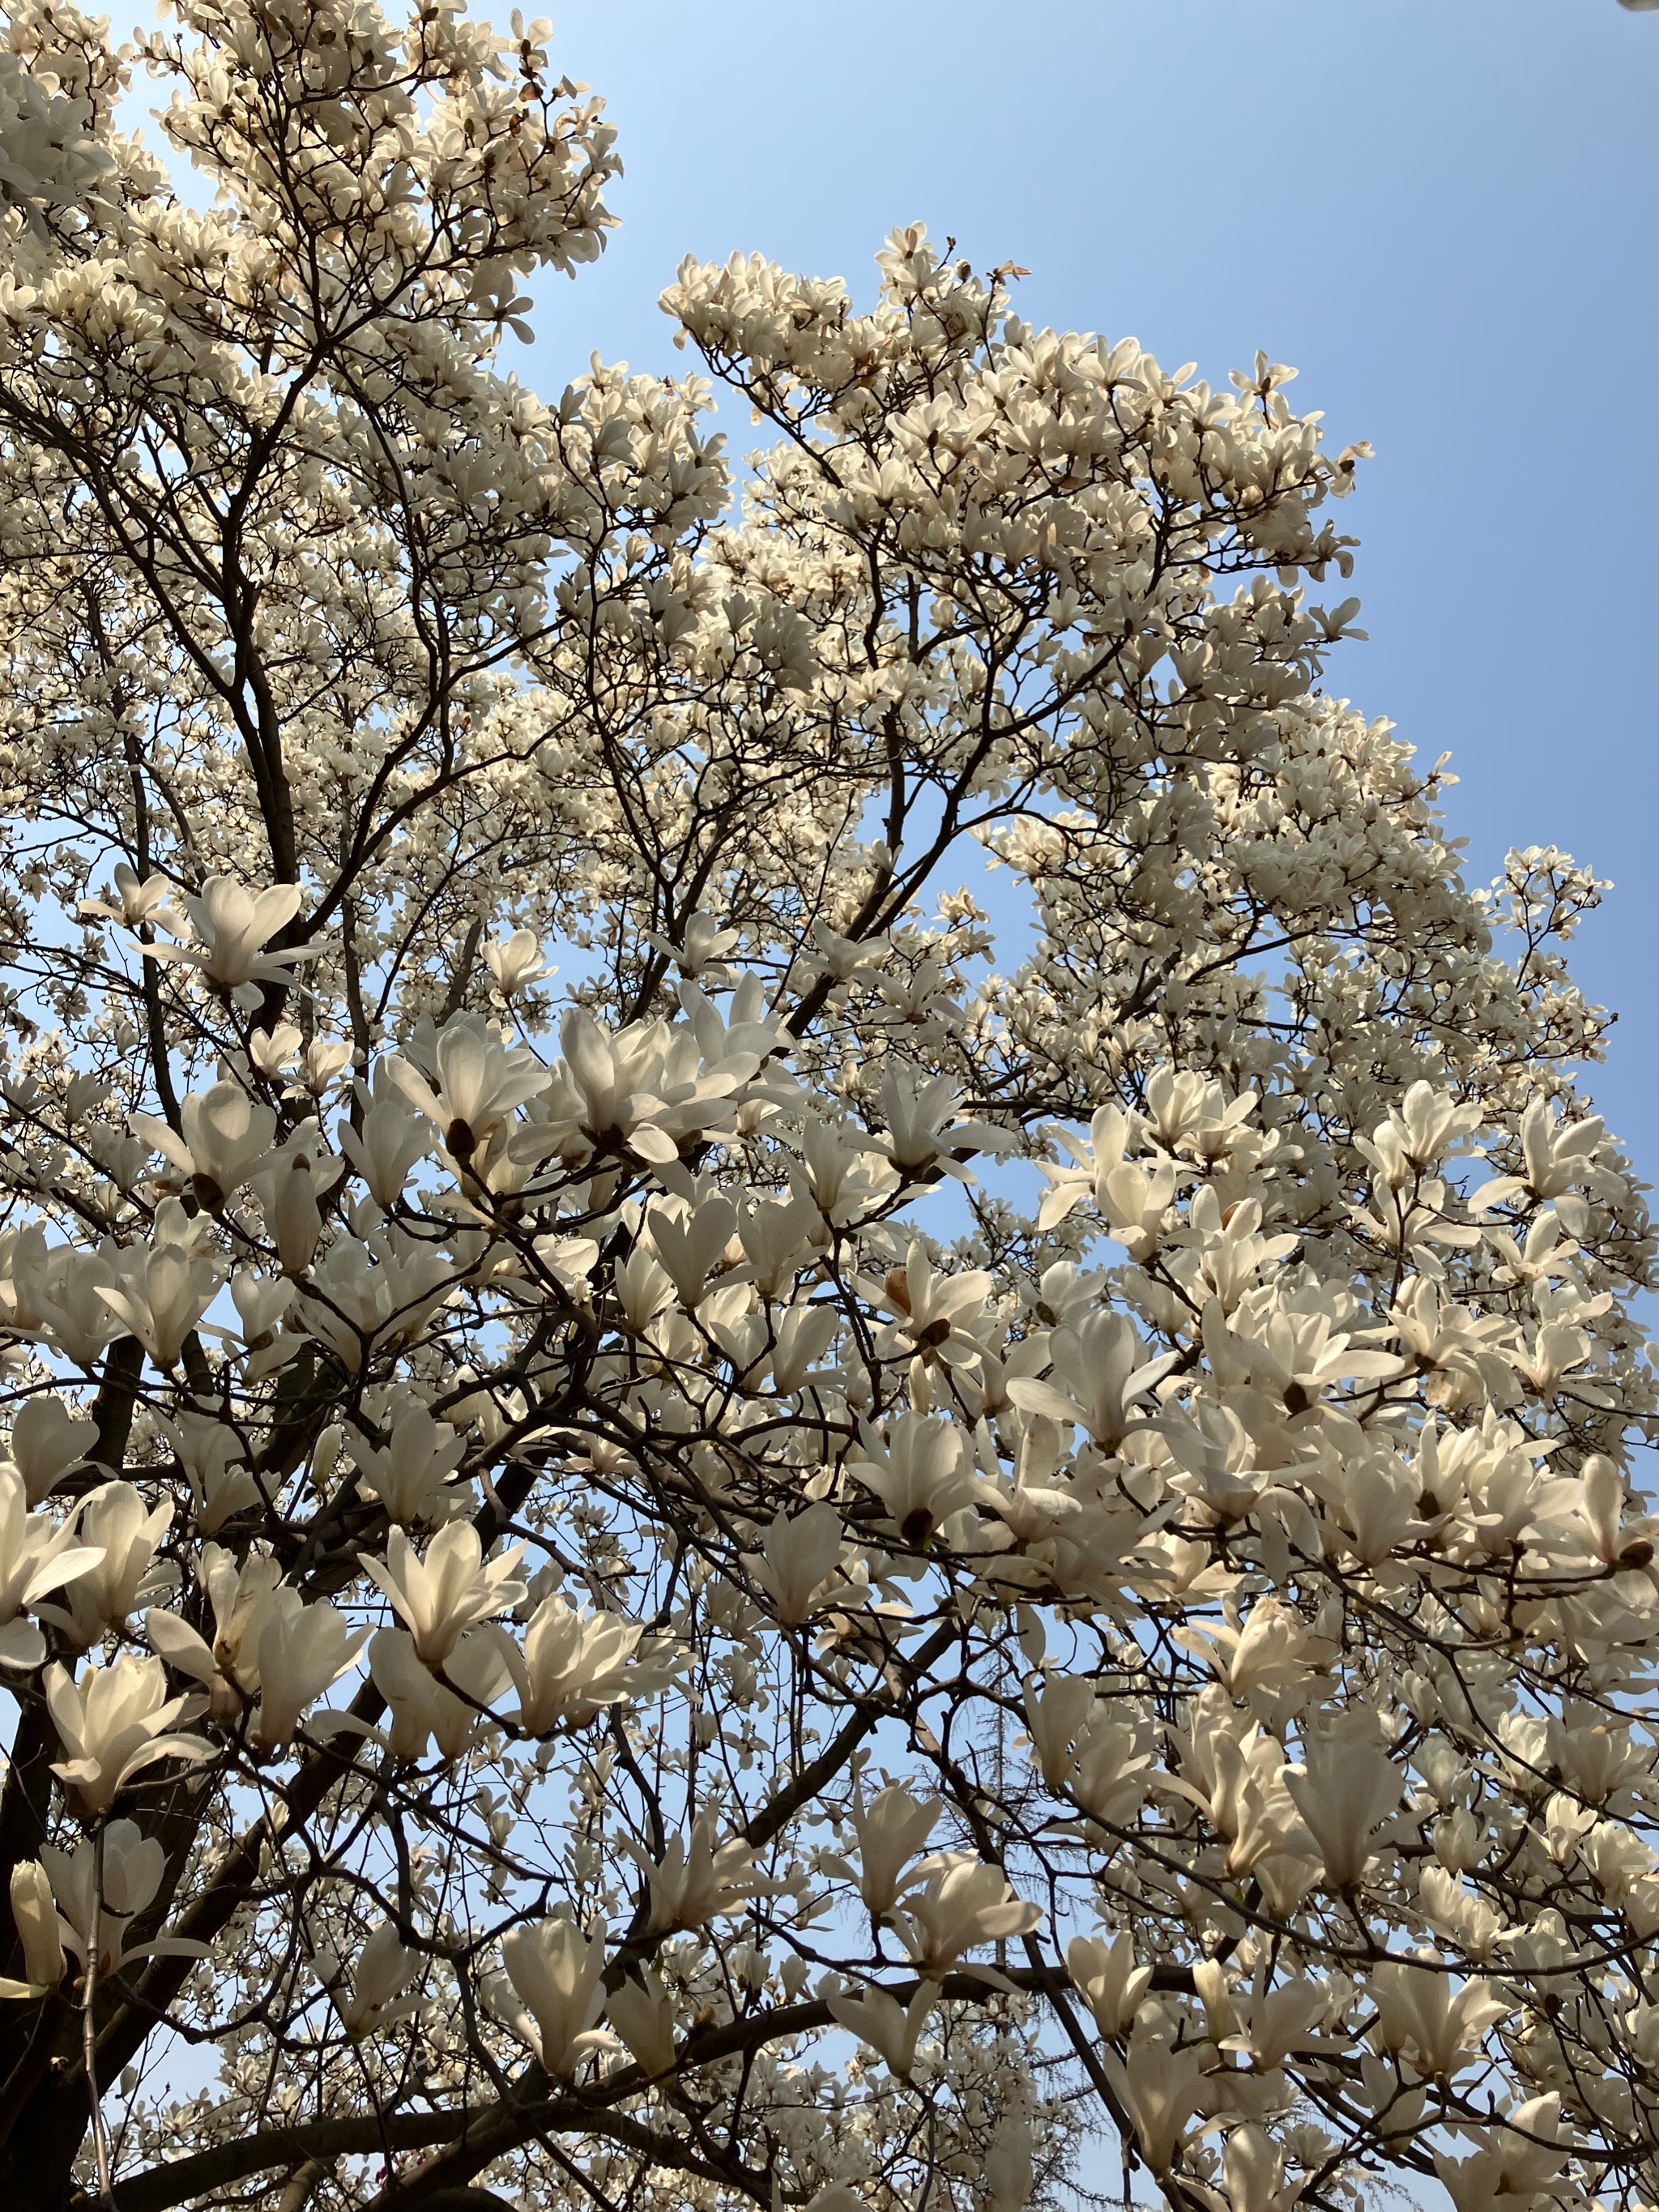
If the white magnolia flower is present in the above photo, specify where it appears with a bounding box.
[132,1080,277,1207]
[870,1241,993,1369]
[0,1465,105,1670]
[337,1082,433,1208]
[45,1654,214,1816]
[143,878,321,990]
[1038,1103,1175,1256]
[40,1821,207,1981]
[606,1968,679,2077]
[79,864,182,934]
[46,1481,173,1649]
[147,1545,286,1721]
[1222,2124,1306,2212]
[369,1625,510,1761]
[1283,1715,1401,1890]
[347,1406,471,1527]
[5,1395,97,1506]
[362,1522,527,1668]
[1432,2098,1571,2212]
[1005,1309,1177,1452]
[498,1913,610,2075]
[8,1236,120,1369]
[644,911,740,980]
[525,1006,754,1169]
[97,1199,224,1369]
[893,1857,1041,1978]
[644,1192,737,1308]
[624,1812,775,1933]
[387,1022,549,1155]
[742,1502,850,1625]
[163,1416,262,1537]
[787,1114,900,1225]
[0,1860,65,2000]
[825,1982,936,2077]
[249,1594,369,1752]
[846,1783,940,1920]
[336,1923,420,2039]
[485,927,556,997]
[849,1412,977,1544]
[501,1592,650,1733]
[1102,2035,1209,2173]
[1368,1963,1511,2077]
[1221,1977,1332,2072]
[876,1065,968,1176]
[1067,1930,1153,2038]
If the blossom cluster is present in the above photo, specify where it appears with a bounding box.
[0,6,1650,2212]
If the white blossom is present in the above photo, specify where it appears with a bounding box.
[894,1857,1041,1979]
[0,1859,63,1999]
[607,1968,680,2076]
[143,878,320,992]
[0,16,1645,2205]
[499,1591,650,1732]
[826,1982,936,2077]
[44,1654,214,1816]
[0,1463,104,1670]
[498,1913,610,2074]
[4,1394,96,1506]
[361,1522,527,1667]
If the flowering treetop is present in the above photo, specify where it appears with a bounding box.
[0,5,1651,2211]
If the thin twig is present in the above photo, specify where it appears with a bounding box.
[84,1823,113,2209]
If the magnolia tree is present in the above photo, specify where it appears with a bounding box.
[0,4,1653,2210]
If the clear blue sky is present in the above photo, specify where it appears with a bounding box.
[510,0,1659,1185]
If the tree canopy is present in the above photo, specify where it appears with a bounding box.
[0,4,1653,2210]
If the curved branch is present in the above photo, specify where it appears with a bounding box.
[87,1961,1172,2212]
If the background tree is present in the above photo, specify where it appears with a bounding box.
[0,4,1653,2210]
